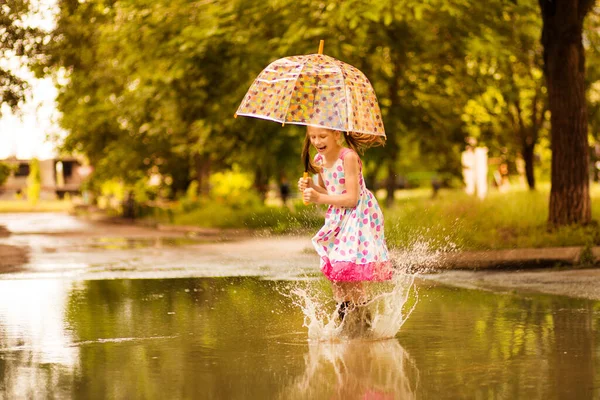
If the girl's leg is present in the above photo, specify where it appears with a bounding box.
[332,282,367,303]
[333,282,372,323]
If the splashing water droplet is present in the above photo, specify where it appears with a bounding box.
[286,273,418,342]
[280,239,454,341]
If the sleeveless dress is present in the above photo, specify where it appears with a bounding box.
[312,148,393,282]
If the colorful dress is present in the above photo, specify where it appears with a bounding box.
[312,148,393,282]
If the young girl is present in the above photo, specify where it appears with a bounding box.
[298,126,393,321]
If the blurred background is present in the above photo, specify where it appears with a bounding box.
[2,0,600,250]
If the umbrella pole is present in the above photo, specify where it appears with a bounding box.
[318,40,324,55]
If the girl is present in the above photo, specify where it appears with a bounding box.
[298,126,393,321]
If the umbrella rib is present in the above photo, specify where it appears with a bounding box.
[338,61,350,134]
[279,60,308,126]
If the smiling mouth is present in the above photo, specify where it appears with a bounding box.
[317,146,326,152]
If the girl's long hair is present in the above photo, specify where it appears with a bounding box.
[343,132,386,155]
[302,130,386,174]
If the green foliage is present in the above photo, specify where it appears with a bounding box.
[131,178,158,204]
[579,239,595,266]
[384,185,600,251]
[177,180,200,213]
[96,179,125,211]
[26,158,41,205]
[0,1,46,114]
[209,167,259,208]
[185,181,199,202]
[36,0,600,228]
[172,198,322,233]
[100,179,125,201]
[166,185,600,250]
[0,163,14,187]
[41,0,548,196]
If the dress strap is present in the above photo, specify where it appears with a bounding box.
[339,148,353,160]
[339,147,362,169]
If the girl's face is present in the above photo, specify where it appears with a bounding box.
[307,126,341,155]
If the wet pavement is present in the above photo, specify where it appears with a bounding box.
[0,213,600,399]
[0,213,318,280]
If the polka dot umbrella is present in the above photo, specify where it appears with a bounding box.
[235,41,386,138]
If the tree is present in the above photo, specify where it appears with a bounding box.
[43,0,304,198]
[539,0,595,226]
[26,158,41,204]
[0,163,13,187]
[0,0,46,114]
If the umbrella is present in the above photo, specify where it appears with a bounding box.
[235,41,385,137]
[235,41,385,203]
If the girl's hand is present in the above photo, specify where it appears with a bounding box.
[302,188,319,204]
[298,176,311,192]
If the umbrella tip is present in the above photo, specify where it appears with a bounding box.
[318,40,324,55]
[234,113,238,119]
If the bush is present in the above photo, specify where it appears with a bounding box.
[0,162,13,187]
[209,167,262,209]
[26,158,41,205]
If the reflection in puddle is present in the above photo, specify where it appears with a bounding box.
[0,279,79,398]
[281,339,418,400]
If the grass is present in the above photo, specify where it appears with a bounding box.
[383,184,600,250]
[167,199,324,234]
[168,183,600,251]
[0,199,73,213]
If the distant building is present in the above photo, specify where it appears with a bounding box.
[0,156,88,200]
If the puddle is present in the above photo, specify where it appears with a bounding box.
[0,277,598,399]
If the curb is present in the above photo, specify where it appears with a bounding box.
[433,246,591,270]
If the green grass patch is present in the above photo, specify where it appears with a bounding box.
[384,185,600,250]
[166,199,323,234]
[137,183,600,251]
[0,199,73,213]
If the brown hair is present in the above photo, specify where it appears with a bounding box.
[302,134,320,174]
[343,132,386,155]
[302,130,386,174]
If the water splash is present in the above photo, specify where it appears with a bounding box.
[285,239,452,341]
[287,273,418,342]
[391,238,459,275]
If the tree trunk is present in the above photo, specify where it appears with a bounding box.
[385,31,402,209]
[253,167,269,202]
[365,162,380,192]
[385,163,396,208]
[539,0,593,226]
[193,153,211,196]
[522,141,536,190]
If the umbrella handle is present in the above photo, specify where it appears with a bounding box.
[303,172,309,205]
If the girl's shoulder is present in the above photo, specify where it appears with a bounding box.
[340,148,362,170]
[340,148,361,164]
[339,147,356,159]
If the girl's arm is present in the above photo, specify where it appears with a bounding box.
[303,152,360,208]
[311,173,328,194]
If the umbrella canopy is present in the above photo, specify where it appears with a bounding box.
[235,53,385,137]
